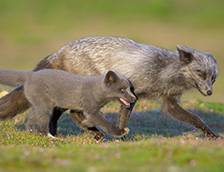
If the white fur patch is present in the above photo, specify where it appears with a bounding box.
[47,133,58,139]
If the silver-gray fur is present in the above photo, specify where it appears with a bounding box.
[50,37,217,99]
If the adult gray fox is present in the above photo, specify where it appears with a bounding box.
[0,69,136,138]
[0,36,218,139]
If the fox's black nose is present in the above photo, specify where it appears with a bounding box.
[130,95,137,103]
[207,90,212,96]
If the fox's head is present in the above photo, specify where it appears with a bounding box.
[103,70,137,108]
[177,45,218,96]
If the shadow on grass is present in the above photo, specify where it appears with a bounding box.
[127,110,224,139]
[15,110,224,140]
[15,113,83,137]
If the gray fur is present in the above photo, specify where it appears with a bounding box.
[0,70,32,87]
[51,36,218,138]
[0,69,136,137]
[0,36,218,139]
[47,37,217,99]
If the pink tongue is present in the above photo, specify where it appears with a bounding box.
[120,98,130,106]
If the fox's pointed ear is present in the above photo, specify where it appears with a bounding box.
[104,71,118,86]
[206,52,216,61]
[176,44,194,64]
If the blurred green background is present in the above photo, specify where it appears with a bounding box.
[0,0,223,102]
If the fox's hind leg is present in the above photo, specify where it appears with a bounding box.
[70,110,105,140]
[24,106,53,135]
[36,106,53,135]
[27,100,54,135]
[24,108,37,133]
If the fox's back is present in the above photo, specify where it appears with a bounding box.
[56,37,177,96]
[24,70,87,108]
[47,37,217,99]
[53,37,155,76]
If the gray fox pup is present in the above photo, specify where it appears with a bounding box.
[0,69,137,138]
[0,36,218,139]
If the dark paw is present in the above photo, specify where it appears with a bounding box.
[206,132,219,141]
[86,127,105,141]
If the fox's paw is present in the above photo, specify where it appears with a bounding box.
[47,133,58,139]
[123,127,130,135]
[87,129,105,141]
[94,131,105,141]
[119,127,130,137]
[206,132,219,141]
[202,127,218,141]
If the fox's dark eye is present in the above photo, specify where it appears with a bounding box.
[197,70,206,80]
[121,88,125,93]
[211,75,216,83]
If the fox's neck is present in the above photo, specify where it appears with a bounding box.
[85,78,110,110]
[156,52,194,94]
[132,50,193,97]
[94,86,111,109]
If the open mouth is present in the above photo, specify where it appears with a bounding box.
[119,98,131,107]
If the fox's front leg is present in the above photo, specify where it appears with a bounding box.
[82,119,95,128]
[49,107,68,136]
[86,112,130,138]
[162,96,218,139]
[70,110,105,141]
[118,102,136,129]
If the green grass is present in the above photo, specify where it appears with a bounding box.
[1,139,224,172]
[0,100,224,171]
[0,0,224,102]
[1,0,224,29]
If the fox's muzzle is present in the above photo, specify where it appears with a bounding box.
[119,90,137,108]
[127,89,138,103]
[197,82,213,96]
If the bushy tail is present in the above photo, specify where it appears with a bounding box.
[0,70,33,87]
[0,54,57,120]
[0,86,31,120]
